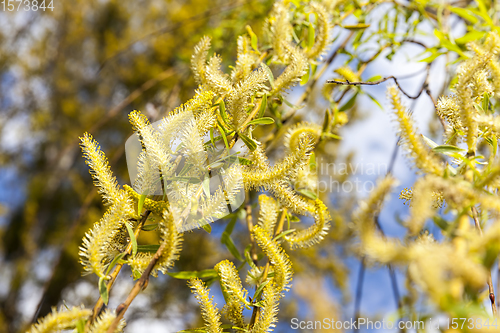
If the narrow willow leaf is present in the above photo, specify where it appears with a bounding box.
[76,319,85,333]
[210,127,216,147]
[300,64,311,85]
[217,123,231,155]
[167,269,219,279]
[261,63,274,89]
[138,190,148,216]
[448,6,478,24]
[239,132,257,151]
[106,252,127,276]
[432,145,465,154]
[98,277,109,305]
[339,92,358,111]
[238,156,253,165]
[482,92,490,113]
[244,245,257,269]
[202,176,210,198]
[321,109,331,134]
[274,229,296,241]
[343,23,370,29]
[246,25,259,52]
[202,223,212,233]
[125,223,137,258]
[221,231,244,261]
[365,92,383,110]
[366,75,382,82]
[137,244,160,253]
[141,223,158,231]
[219,101,231,127]
[258,94,267,119]
[253,280,270,300]
[297,188,318,200]
[247,117,275,126]
[421,134,439,149]
[307,21,315,49]
[322,132,342,140]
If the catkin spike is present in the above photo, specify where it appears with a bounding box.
[268,2,293,62]
[251,283,280,333]
[79,191,135,278]
[191,36,212,85]
[243,134,314,190]
[388,86,444,175]
[258,195,279,237]
[283,122,322,151]
[188,278,223,333]
[80,133,120,206]
[285,199,331,249]
[27,306,91,333]
[88,310,126,333]
[215,260,248,328]
[205,54,233,95]
[306,2,332,60]
[227,66,269,130]
[231,35,259,83]
[271,44,308,95]
[252,225,293,293]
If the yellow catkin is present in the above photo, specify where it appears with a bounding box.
[88,310,126,333]
[188,278,223,333]
[388,86,444,175]
[251,283,280,333]
[214,260,247,328]
[27,307,91,333]
[80,133,120,206]
[285,199,331,249]
[252,225,293,293]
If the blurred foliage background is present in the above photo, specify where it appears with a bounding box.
[1,0,497,332]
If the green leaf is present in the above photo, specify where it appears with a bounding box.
[246,25,259,52]
[366,75,382,82]
[300,64,311,85]
[448,6,478,24]
[261,63,274,89]
[202,223,212,234]
[321,109,331,134]
[254,280,270,300]
[307,21,315,49]
[239,132,257,151]
[365,92,383,110]
[343,23,370,29]
[421,134,439,149]
[202,175,210,198]
[167,269,219,280]
[141,223,158,231]
[419,50,444,63]
[247,117,275,126]
[221,231,244,261]
[238,156,253,165]
[455,30,485,45]
[98,277,109,305]
[297,188,318,200]
[217,123,231,155]
[219,101,231,127]
[138,190,148,216]
[258,94,267,119]
[482,92,490,113]
[125,223,137,258]
[339,92,358,111]
[137,244,160,253]
[434,29,467,58]
[76,319,86,333]
[274,229,296,241]
[106,252,127,276]
[244,245,257,269]
[432,145,465,154]
[322,132,342,140]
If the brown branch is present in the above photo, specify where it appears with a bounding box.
[471,206,497,316]
[327,76,426,100]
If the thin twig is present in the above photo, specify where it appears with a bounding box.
[327,76,426,100]
[471,206,497,316]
